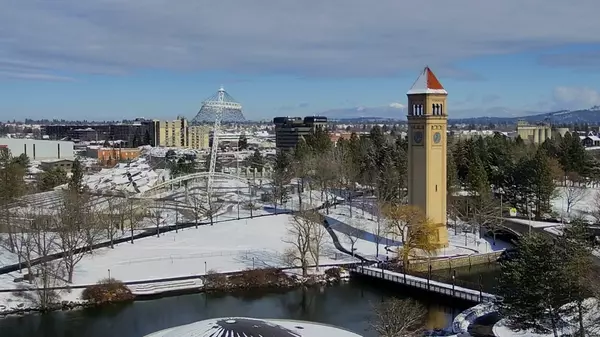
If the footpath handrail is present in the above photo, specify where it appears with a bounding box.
[353,265,497,303]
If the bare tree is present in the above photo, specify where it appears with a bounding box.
[150,198,166,237]
[188,188,205,228]
[202,195,224,226]
[469,196,502,241]
[370,298,426,337]
[373,205,386,259]
[343,217,365,258]
[591,191,600,224]
[308,212,327,271]
[126,196,143,244]
[283,210,319,277]
[0,216,33,276]
[313,150,338,214]
[21,213,65,310]
[100,196,122,249]
[564,184,587,215]
[55,191,100,283]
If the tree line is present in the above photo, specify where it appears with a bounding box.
[0,151,149,310]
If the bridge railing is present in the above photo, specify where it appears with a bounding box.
[352,265,497,303]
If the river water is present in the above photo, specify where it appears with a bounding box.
[0,266,501,337]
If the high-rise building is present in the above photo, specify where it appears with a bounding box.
[188,125,210,150]
[406,67,449,248]
[273,116,327,150]
[153,117,189,148]
[152,117,210,150]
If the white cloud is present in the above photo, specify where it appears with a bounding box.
[1,1,600,79]
[552,86,600,110]
[389,102,405,109]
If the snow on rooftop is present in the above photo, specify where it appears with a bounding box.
[144,318,362,337]
[407,66,448,95]
[140,146,199,158]
[80,157,161,194]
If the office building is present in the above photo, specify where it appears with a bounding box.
[273,116,327,150]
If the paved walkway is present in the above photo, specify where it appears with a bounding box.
[324,215,402,247]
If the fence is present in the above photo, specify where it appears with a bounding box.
[0,261,361,294]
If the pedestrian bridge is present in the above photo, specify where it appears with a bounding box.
[350,265,497,303]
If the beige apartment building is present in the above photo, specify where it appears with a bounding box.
[188,125,210,150]
[153,117,210,150]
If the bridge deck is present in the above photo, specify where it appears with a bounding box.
[351,266,496,303]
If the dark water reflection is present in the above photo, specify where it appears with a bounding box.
[0,280,474,337]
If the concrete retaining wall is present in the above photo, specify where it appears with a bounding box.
[410,251,503,272]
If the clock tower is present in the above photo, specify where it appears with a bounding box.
[406,67,449,248]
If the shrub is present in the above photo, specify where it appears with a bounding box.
[204,269,228,289]
[81,278,134,304]
[228,268,294,289]
[325,267,342,280]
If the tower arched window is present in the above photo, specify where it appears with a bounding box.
[439,104,444,115]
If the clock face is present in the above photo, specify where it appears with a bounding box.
[433,132,442,144]
[413,131,423,144]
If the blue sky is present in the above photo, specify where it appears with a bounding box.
[1,1,600,121]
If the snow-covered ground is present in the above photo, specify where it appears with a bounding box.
[0,213,358,312]
[493,298,600,337]
[552,186,597,223]
[501,185,600,237]
[323,202,511,262]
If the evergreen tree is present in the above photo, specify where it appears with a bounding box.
[306,126,331,154]
[271,151,292,207]
[393,136,408,201]
[531,148,556,217]
[248,149,264,171]
[559,132,589,176]
[238,134,248,150]
[369,125,386,150]
[38,167,69,191]
[467,155,489,197]
[68,159,84,193]
[447,149,458,193]
[172,154,196,177]
[12,153,30,168]
[558,220,597,336]
[497,234,571,336]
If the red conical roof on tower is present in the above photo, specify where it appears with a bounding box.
[406,66,447,95]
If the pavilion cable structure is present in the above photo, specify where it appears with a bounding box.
[206,86,227,199]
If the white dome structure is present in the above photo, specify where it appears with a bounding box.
[144,317,362,337]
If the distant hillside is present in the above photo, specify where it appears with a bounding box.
[320,105,600,125]
[320,105,406,121]
[451,106,600,125]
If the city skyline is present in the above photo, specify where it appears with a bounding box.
[1,1,600,120]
